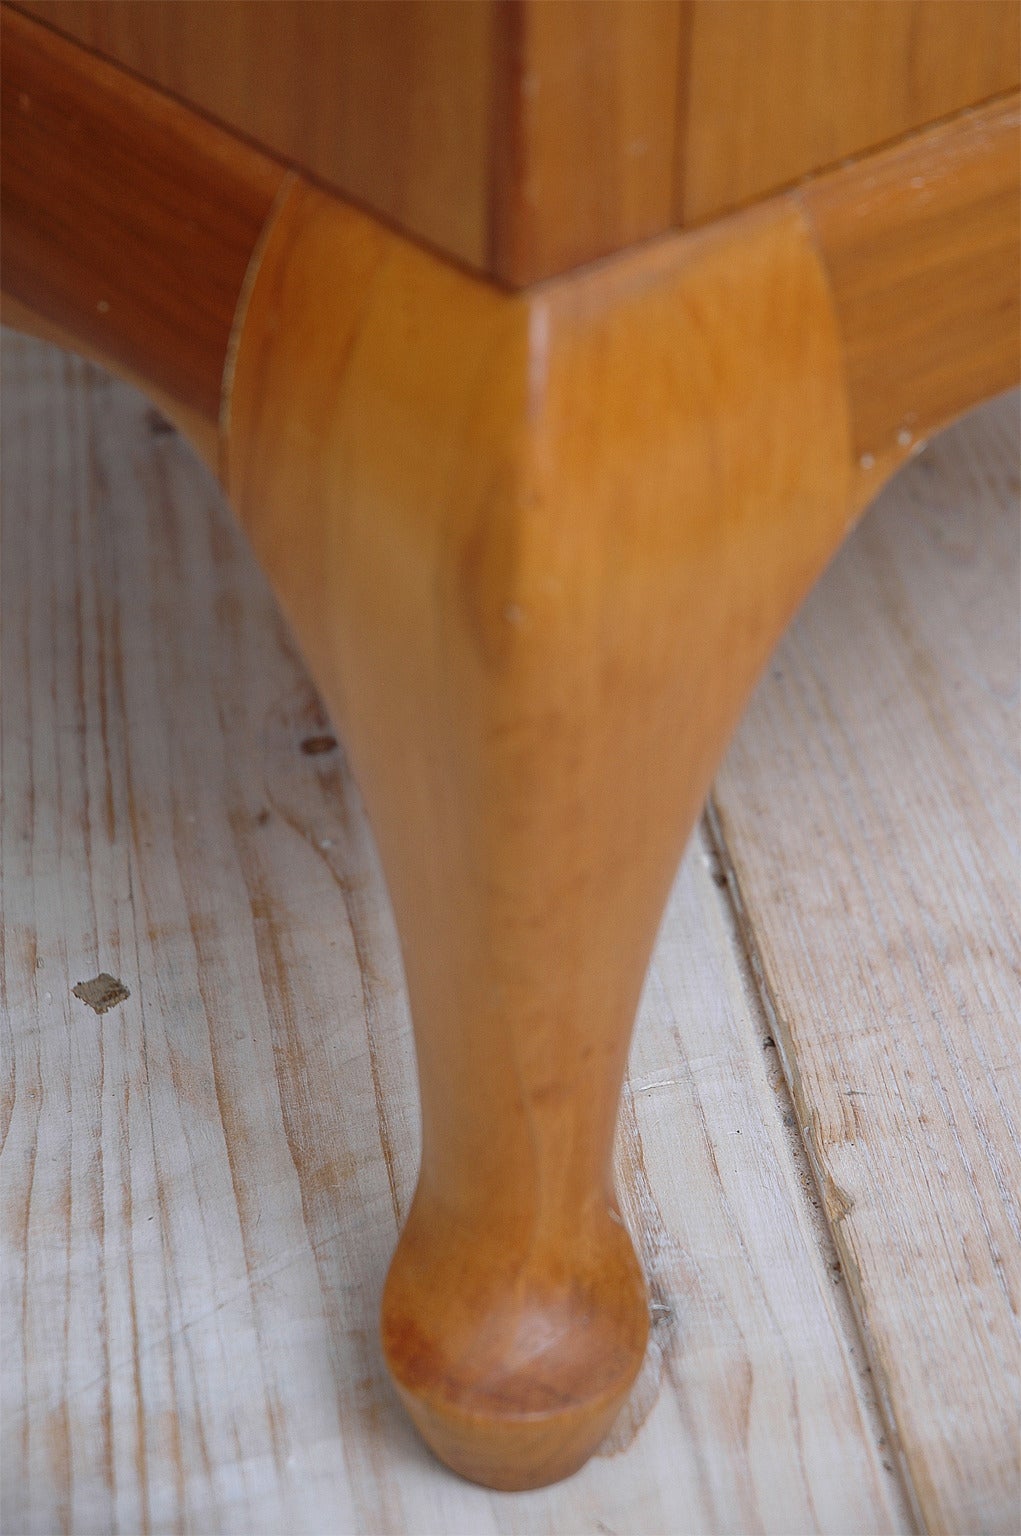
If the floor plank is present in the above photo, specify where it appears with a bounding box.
[713,391,1021,1536]
[0,332,906,1533]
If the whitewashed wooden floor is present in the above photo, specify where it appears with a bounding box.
[2,331,1017,1536]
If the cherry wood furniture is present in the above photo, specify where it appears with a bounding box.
[3,0,1019,1493]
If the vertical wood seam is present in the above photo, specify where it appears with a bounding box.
[671,0,696,229]
[485,0,525,285]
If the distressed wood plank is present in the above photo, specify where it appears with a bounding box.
[713,391,1021,1536]
[0,331,906,1532]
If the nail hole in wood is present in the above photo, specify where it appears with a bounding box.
[301,733,338,755]
[145,406,175,436]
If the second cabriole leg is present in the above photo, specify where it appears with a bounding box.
[224,185,854,1489]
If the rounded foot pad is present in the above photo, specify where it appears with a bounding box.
[391,1373,639,1490]
[382,1217,649,1489]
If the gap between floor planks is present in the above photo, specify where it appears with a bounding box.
[711,388,1020,1536]
[3,333,1012,1533]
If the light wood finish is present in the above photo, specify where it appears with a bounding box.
[5,6,1016,495]
[489,0,682,285]
[0,6,285,468]
[18,0,1020,284]
[800,100,1021,467]
[2,6,1018,1487]
[17,0,495,273]
[223,181,862,1486]
[15,0,685,283]
[1,328,914,1535]
[681,0,1021,226]
[711,391,1021,1536]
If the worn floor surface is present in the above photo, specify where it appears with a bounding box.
[2,332,1017,1535]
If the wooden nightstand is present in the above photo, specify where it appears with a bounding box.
[3,0,1018,1491]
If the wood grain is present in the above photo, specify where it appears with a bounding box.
[681,0,1021,227]
[489,0,682,284]
[3,5,1018,1488]
[5,6,1017,493]
[15,0,684,284]
[1,329,909,1532]
[16,0,495,273]
[0,5,285,466]
[224,178,862,1485]
[17,0,1021,282]
[800,96,1021,470]
[712,391,1021,1535]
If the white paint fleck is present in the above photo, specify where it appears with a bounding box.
[896,428,913,448]
[859,452,875,471]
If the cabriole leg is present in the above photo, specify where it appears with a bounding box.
[227,187,856,1489]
